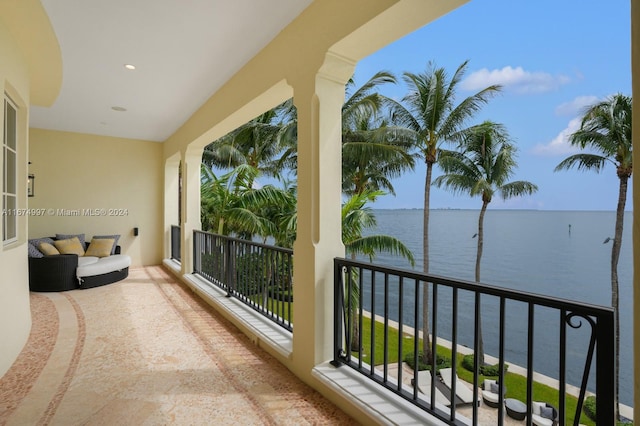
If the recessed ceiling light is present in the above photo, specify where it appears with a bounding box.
[124,64,136,70]
[111,106,127,112]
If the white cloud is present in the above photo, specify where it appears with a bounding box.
[531,117,582,156]
[461,66,570,94]
[554,95,599,116]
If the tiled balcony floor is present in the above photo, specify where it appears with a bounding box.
[0,266,358,425]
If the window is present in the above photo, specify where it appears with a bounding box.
[3,95,17,243]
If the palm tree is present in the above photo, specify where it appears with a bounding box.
[342,112,416,196]
[200,164,291,239]
[392,60,501,364]
[554,93,632,420]
[203,101,293,182]
[342,190,415,264]
[341,71,416,195]
[274,71,416,197]
[263,178,298,248]
[435,121,538,364]
[341,189,415,350]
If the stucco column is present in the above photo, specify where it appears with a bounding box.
[632,0,639,419]
[291,53,353,378]
[181,147,203,274]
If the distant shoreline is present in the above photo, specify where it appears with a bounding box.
[371,207,631,213]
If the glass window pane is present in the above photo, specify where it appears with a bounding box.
[3,97,18,242]
[5,195,16,240]
[6,149,15,194]
[5,101,16,150]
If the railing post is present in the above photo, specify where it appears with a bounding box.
[192,230,198,274]
[331,259,344,367]
[596,310,615,424]
[171,225,181,262]
[225,238,234,297]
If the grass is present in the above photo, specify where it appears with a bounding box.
[248,294,293,323]
[353,315,596,426]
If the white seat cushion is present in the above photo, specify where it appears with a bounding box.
[532,414,554,426]
[78,256,99,267]
[77,254,131,278]
[482,389,499,403]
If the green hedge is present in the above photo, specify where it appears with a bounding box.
[461,354,508,376]
[404,352,451,372]
[583,396,596,421]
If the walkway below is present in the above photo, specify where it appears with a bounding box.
[0,266,358,425]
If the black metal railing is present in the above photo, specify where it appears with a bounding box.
[333,258,615,426]
[193,230,293,332]
[170,225,181,262]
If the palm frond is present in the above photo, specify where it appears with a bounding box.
[346,235,415,266]
[554,154,610,173]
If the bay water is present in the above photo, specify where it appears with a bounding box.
[361,209,633,405]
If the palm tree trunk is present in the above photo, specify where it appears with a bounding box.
[423,162,431,274]
[421,161,433,364]
[475,200,488,365]
[611,175,628,420]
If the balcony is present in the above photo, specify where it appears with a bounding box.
[177,229,616,425]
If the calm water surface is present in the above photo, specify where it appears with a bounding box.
[361,209,633,405]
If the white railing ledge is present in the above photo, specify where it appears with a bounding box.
[178,272,293,359]
[163,258,181,274]
[313,362,461,426]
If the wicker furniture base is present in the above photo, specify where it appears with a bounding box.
[505,398,527,420]
[79,267,129,289]
[29,254,79,292]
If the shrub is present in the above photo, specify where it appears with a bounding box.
[461,354,508,376]
[583,396,596,421]
[461,354,475,371]
[404,352,451,372]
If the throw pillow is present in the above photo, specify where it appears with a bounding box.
[540,406,554,420]
[532,401,544,416]
[93,234,120,254]
[85,238,115,257]
[490,382,500,394]
[28,242,44,258]
[484,379,495,391]
[29,237,55,251]
[54,237,85,256]
[56,233,86,247]
[39,242,60,255]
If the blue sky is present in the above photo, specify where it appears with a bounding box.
[352,0,631,211]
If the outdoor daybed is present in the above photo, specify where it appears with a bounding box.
[481,379,506,408]
[28,234,130,291]
[531,401,558,426]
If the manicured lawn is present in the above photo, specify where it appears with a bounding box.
[248,295,293,323]
[353,315,595,426]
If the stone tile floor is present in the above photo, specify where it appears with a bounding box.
[0,266,357,426]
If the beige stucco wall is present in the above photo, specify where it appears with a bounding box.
[28,129,164,267]
[0,20,31,376]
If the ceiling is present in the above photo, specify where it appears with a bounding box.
[29,0,313,142]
